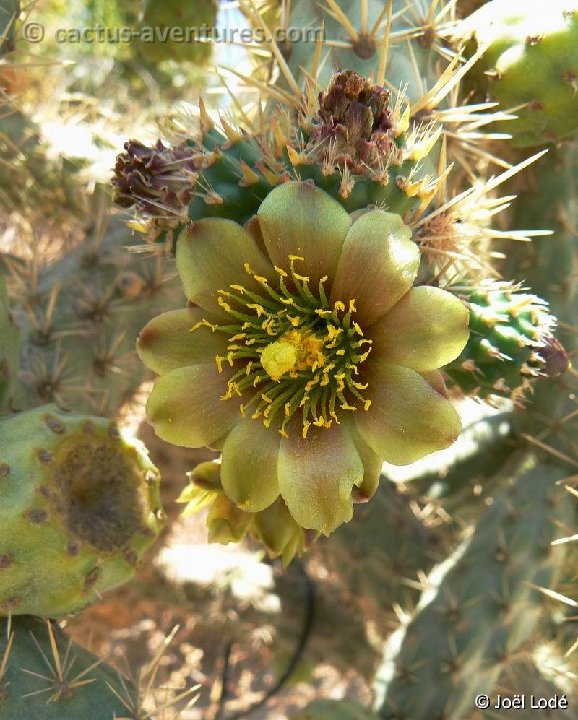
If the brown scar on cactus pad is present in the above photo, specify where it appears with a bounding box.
[47,433,155,552]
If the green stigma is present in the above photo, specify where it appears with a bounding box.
[261,339,299,381]
[261,329,325,381]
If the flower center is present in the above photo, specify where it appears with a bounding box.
[195,256,373,438]
[260,329,325,381]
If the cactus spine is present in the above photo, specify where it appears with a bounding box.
[0,616,139,719]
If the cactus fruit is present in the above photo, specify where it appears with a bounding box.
[0,277,20,415]
[0,616,137,719]
[457,0,578,147]
[373,459,571,719]
[0,405,164,617]
[113,70,441,249]
[138,180,469,536]
[444,281,568,403]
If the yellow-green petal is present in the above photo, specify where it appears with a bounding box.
[355,360,461,466]
[277,422,364,535]
[252,497,304,563]
[220,416,281,513]
[146,364,240,448]
[349,421,382,503]
[176,219,275,315]
[257,181,352,285]
[371,286,470,371]
[137,307,226,374]
[330,210,419,326]
[207,494,252,544]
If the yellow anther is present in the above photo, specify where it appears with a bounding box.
[274,266,288,278]
[286,145,305,167]
[215,356,224,373]
[247,303,266,317]
[192,318,216,332]
[230,284,246,293]
[334,301,346,312]
[353,322,364,336]
[349,299,357,313]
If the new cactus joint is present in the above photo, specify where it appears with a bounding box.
[1,0,577,717]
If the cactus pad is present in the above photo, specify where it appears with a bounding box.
[0,405,164,617]
[0,616,135,718]
[444,282,567,402]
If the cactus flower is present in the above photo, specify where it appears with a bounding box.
[138,181,469,535]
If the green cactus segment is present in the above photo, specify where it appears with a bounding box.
[136,0,217,64]
[0,0,18,57]
[502,147,578,468]
[281,0,445,106]
[374,459,571,720]
[10,209,183,416]
[0,405,164,618]
[0,616,135,718]
[293,699,380,720]
[457,0,578,147]
[113,71,440,249]
[444,282,566,402]
[311,481,444,626]
[0,277,19,415]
